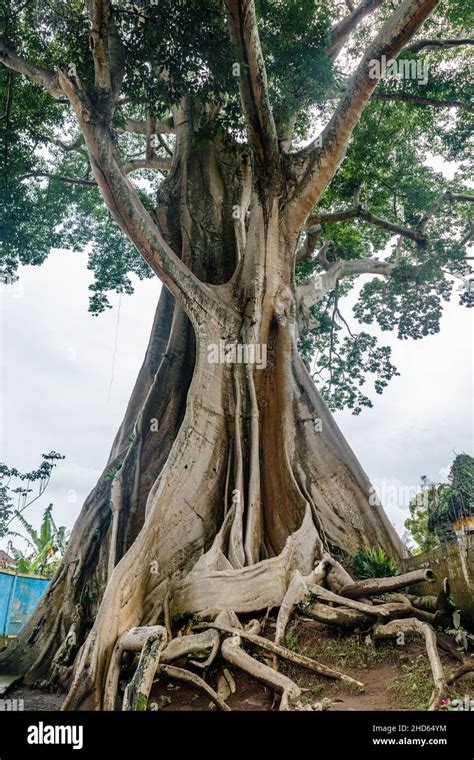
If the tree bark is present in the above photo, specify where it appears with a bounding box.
[0,106,405,710]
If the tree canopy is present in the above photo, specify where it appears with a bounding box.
[1,0,472,412]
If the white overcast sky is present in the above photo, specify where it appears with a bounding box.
[0,158,472,552]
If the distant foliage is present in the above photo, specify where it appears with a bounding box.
[404,454,474,550]
[427,454,474,539]
[0,451,65,538]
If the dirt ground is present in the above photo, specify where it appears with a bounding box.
[5,618,474,711]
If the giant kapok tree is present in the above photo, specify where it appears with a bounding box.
[0,0,472,711]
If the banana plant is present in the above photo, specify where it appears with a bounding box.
[6,504,69,578]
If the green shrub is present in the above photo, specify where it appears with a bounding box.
[352,547,398,579]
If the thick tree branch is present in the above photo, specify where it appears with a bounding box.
[223,0,279,176]
[460,219,473,247]
[88,0,124,101]
[56,72,225,326]
[371,92,474,114]
[0,46,221,325]
[417,191,474,234]
[358,208,423,240]
[310,204,426,243]
[156,132,173,157]
[297,188,474,309]
[296,231,326,264]
[407,37,474,53]
[327,0,385,59]
[0,38,62,97]
[298,257,393,307]
[288,0,440,227]
[297,186,424,268]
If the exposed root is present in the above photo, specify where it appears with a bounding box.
[104,554,454,715]
[212,667,237,707]
[404,595,439,611]
[221,633,301,710]
[104,625,162,710]
[123,627,167,711]
[339,569,436,600]
[373,618,446,711]
[304,603,367,627]
[64,555,453,714]
[447,661,474,685]
[273,562,330,668]
[215,672,231,704]
[436,632,466,664]
[306,584,390,618]
[245,619,262,636]
[381,595,437,624]
[321,553,355,593]
[369,597,436,625]
[209,608,301,708]
[158,664,231,711]
[187,630,221,670]
[105,626,220,710]
[274,571,309,667]
[223,667,236,693]
[195,621,364,690]
[163,630,221,665]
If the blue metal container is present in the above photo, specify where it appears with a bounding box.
[0,570,48,637]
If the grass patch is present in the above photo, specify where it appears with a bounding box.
[389,654,433,710]
[280,662,326,698]
[302,633,396,669]
[285,623,300,652]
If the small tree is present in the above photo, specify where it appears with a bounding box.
[404,481,441,553]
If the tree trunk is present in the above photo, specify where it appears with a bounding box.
[0,107,405,708]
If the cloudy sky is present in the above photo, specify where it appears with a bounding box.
[0,192,472,553]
